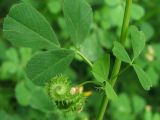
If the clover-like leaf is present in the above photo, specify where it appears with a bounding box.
[104,81,117,100]
[130,26,145,60]
[26,49,75,86]
[63,0,93,46]
[133,64,152,90]
[3,3,59,50]
[92,54,110,82]
[113,41,131,63]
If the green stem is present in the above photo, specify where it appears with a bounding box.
[96,0,132,119]
[76,50,93,67]
[78,81,102,87]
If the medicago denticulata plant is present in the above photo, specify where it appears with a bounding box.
[3,0,152,119]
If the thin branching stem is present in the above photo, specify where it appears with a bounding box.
[78,81,103,87]
[96,0,132,119]
[76,50,93,67]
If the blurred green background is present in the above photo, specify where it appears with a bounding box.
[0,0,160,120]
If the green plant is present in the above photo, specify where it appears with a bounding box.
[2,0,153,119]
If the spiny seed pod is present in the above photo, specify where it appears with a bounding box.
[46,75,85,112]
[70,93,85,112]
[46,75,70,101]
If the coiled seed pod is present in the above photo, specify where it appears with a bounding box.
[46,75,70,101]
[46,75,85,112]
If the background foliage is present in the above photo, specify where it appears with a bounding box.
[0,0,160,120]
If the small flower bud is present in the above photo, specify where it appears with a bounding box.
[70,87,77,95]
